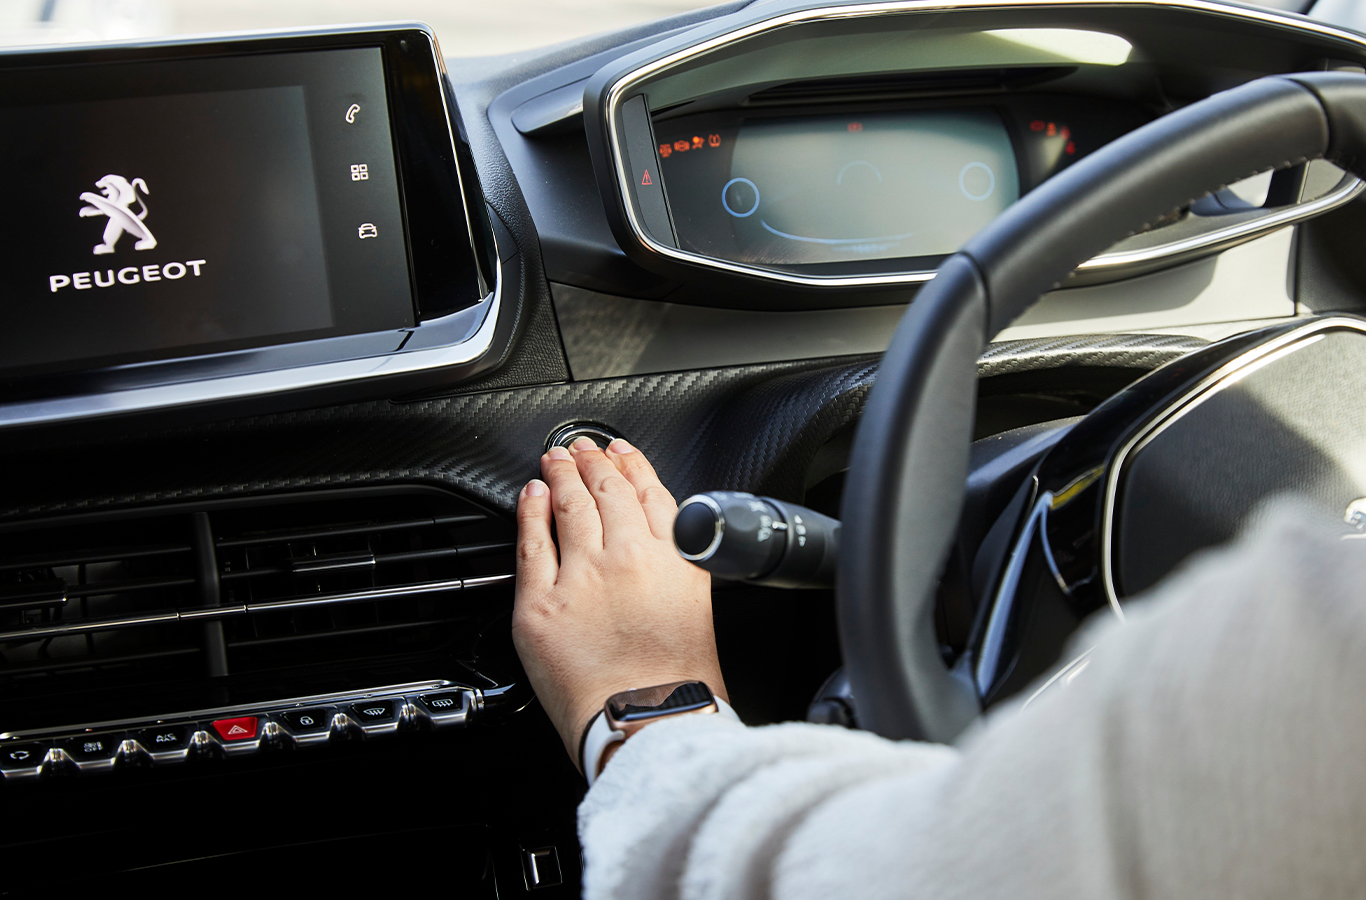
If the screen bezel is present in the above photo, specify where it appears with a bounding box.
[0,25,498,403]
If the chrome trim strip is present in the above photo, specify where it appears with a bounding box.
[246,576,468,612]
[1098,316,1366,608]
[1079,181,1364,269]
[602,0,1366,289]
[0,678,469,740]
[461,573,518,589]
[0,573,513,642]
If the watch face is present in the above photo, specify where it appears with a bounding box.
[607,681,715,723]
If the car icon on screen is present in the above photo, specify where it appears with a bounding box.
[357,223,378,239]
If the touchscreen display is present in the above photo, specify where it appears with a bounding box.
[0,47,414,377]
[658,110,1020,266]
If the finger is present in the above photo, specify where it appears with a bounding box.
[541,445,603,557]
[515,479,557,596]
[569,437,651,547]
[605,439,678,541]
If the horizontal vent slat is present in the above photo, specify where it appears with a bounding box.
[0,646,200,677]
[65,575,197,599]
[0,575,513,643]
[214,514,486,549]
[0,543,192,572]
[226,616,469,649]
[217,542,515,583]
[0,581,68,610]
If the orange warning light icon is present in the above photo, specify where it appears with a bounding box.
[692,135,705,149]
[659,143,672,158]
[708,133,721,147]
[673,140,690,153]
[848,122,863,132]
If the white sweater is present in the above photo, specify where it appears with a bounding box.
[580,504,1366,899]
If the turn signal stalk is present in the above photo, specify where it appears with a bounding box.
[673,492,839,589]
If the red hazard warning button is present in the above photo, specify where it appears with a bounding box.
[211,716,258,741]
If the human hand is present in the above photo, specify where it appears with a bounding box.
[513,438,727,768]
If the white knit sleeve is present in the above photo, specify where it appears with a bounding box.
[578,714,957,900]
[580,503,1366,900]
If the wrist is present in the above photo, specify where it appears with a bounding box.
[563,670,729,764]
[578,682,738,784]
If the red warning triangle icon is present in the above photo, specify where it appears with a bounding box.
[641,170,653,186]
[227,724,248,735]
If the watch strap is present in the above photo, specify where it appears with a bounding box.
[583,697,739,786]
[581,709,626,787]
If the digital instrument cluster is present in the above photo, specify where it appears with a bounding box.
[652,96,1150,270]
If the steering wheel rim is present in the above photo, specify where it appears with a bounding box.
[837,71,1366,743]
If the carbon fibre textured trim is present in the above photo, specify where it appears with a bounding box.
[0,334,1205,522]
[978,333,1208,378]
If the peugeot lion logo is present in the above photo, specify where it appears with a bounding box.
[48,172,206,293]
[78,174,156,255]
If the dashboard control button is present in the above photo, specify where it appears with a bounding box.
[209,716,263,757]
[134,725,194,764]
[349,700,395,722]
[277,707,336,748]
[211,716,259,742]
[417,691,471,728]
[348,699,401,736]
[56,733,124,772]
[279,708,331,732]
[58,733,121,759]
[0,742,50,782]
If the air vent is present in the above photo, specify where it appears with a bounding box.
[744,66,1076,106]
[0,488,518,734]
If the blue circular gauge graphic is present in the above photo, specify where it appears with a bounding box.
[721,177,760,217]
[958,162,996,201]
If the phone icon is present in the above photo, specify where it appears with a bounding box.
[345,104,360,124]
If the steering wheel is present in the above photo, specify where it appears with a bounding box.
[837,71,1366,742]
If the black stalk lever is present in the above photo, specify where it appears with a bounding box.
[673,492,839,588]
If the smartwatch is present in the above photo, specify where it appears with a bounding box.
[579,681,738,784]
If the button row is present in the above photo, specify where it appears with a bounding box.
[0,690,473,783]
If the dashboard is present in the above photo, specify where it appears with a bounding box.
[3,0,1366,894]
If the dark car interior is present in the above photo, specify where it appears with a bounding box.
[5,0,1366,893]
